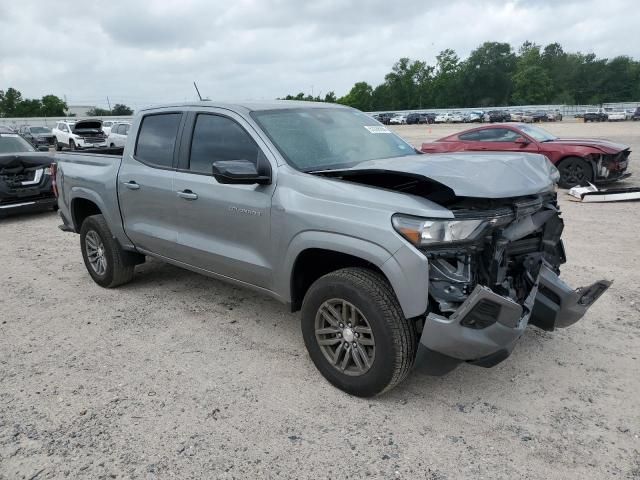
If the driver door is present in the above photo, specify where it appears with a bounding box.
[461,127,539,153]
[171,110,276,288]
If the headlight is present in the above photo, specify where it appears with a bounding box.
[392,214,487,247]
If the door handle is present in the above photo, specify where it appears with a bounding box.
[177,190,198,200]
[123,181,140,190]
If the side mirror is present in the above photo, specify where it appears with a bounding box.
[514,136,530,146]
[212,160,271,185]
[38,145,50,151]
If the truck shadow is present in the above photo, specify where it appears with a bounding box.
[125,256,563,403]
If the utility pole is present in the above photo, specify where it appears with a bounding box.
[106,96,112,113]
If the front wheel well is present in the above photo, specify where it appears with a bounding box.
[71,198,102,231]
[290,248,387,312]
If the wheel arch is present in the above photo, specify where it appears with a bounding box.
[281,231,429,318]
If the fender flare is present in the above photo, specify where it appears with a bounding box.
[277,231,429,319]
[68,187,132,248]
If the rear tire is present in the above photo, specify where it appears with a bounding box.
[80,214,136,288]
[301,268,417,397]
[557,156,594,189]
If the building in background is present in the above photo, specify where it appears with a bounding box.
[66,105,97,117]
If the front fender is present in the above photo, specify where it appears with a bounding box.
[277,231,429,319]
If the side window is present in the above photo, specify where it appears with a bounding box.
[123,124,130,136]
[61,124,68,132]
[488,129,520,142]
[188,114,261,174]
[459,131,481,141]
[135,113,182,168]
[115,125,124,135]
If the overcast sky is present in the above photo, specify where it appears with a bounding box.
[1,0,638,110]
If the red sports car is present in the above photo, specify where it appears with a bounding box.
[421,123,631,188]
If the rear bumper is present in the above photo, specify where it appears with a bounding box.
[0,196,57,217]
[415,264,611,375]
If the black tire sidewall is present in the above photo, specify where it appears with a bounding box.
[301,273,400,397]
[80,216,115,287]
[558,156,593,188]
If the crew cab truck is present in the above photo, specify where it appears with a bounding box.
[53,102,610,397]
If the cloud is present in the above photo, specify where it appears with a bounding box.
[0,0,638,110]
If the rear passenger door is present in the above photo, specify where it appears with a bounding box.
[171,110,276,288]
[118,112,184,257]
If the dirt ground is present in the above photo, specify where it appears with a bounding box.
[1,120,639,479]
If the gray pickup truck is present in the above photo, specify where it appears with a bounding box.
[53,101,610,397]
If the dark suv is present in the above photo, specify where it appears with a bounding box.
[632,107,640,121]
[18,125,56,148]
[406,113,434,125]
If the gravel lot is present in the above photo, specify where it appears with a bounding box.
[1,120,639,479]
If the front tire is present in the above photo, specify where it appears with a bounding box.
[557,156,594,189]
[301,268,417,397]
[80,214,136,288]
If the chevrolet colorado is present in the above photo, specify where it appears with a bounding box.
[51,101,610,397]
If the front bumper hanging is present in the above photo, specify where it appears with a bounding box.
[415,264,611,375]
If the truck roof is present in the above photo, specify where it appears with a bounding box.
[139,100,351,113]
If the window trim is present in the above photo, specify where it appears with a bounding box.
[132,111,185,171]
[177,111,271,178]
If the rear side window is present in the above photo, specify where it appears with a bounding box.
[188,114,260,174]
[135,113,182,168]
[459,131,481,141]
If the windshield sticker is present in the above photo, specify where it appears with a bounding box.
[364,125,392,134]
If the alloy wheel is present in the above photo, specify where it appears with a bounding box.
[85,230,107,275]
[314,299,376,376]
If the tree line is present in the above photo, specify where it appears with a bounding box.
[0,87,134,117]
[282,41,640,111]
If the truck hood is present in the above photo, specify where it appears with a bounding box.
[545,138,628,153]
[316,152,559,199]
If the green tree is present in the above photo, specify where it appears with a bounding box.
[0,87,23,116]
[432,49,463,107]
[86,107,113,116]
[40,95,67,116]
[15,98,42,117]
[112,104,134,115]
[338,82,374,111]
[462,42,516,106]
[511,42,552,104]
[323,91,337,103]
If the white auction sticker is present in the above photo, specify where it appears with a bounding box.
[364,125,392,134]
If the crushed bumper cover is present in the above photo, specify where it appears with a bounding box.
[415,264,611,375]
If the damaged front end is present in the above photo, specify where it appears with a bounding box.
[589,149,631,183]
[408,193,611,375]
[0,153,57,216]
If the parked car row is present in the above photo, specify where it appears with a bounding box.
[0,119,132,152]
[579,107,640,122]
[373,109,563,125]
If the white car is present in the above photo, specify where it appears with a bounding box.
[449,112,464,123]
[388,115,406,125]
[106,122,131,148]
[101,120,118,135]
[434,113,451,123]
[607,111,626,121]
[510,111,523,122]
[52,120,108,150]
